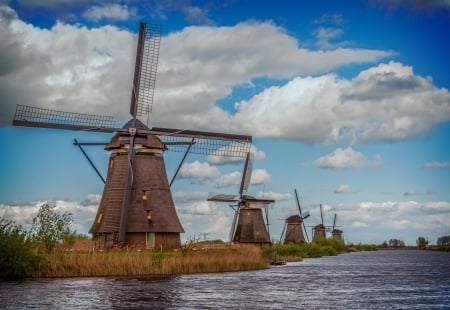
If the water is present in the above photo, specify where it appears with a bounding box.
[1,250,449,309]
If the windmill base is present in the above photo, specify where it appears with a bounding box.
[92,232,181,250]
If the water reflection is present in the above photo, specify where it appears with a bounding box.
[1,250,449,309]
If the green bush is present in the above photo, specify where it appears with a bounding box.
[262,238,347,261]
[0,218,42,280]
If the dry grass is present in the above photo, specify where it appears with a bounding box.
[35,244,268,278]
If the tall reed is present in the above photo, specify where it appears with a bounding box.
[35,244,268,278]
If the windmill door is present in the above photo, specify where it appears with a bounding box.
[146,233,155,249]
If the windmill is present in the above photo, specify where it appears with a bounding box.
[12,22,251,250]
[331,213,343,241]
[312,204,327,241]
[207,153,275,245]
[281,189,310,244]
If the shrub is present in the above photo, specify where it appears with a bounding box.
[0,218,42,280]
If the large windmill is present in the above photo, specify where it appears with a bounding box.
[281,189,310,244]
[12,22,252,250]
[312,204,327,241]
[331,213,344,241]
[207,153,274,245]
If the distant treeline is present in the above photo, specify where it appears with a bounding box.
[437,235,450,246]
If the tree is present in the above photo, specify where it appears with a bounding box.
[416,236,429,248]
[0,218,41,280]
[31,203,74,253]
[437,235,450,246]
[388,238,405,248]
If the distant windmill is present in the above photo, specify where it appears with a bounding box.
[207,153,275,245]
[331,213,343,241]
[12,22,252,250]
[312,204,327,241]
[281,189,310,244]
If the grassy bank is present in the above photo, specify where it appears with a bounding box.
[262,238,347,262]
[34,244,268,278]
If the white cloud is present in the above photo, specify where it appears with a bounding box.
[216,171,242,188]
[250,169,271,185]
[173,191,207,203]
[207,144,265,165]
[83,4,133,22]
[179,201,217,215]
[215,168,271,189]
[2,196,450,245]
[232,61,450,144]
[1,9,448,145]
[334,184,358,194]
[422,161,450,168]
[314,147,383,169]
[255,191,292,201]
[352,221,368,228]
[178,160,219,181]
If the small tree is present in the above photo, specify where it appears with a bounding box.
[31,203,74,253]
[416,236,429,248]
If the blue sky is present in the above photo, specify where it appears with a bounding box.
[0,0,449,245]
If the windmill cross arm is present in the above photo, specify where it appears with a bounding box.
[148,127,252,143]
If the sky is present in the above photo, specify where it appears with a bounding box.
[0,0,449,246]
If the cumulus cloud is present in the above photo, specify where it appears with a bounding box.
[178,160,219,181]
[250,169,272,185]
[207,144,265,165]
[352,221,369,228]
[314,147,383,169]
[0,11,393,134]
[215,168,271,188]
[255,191,292,201]
[178,201,217,215]
[1,7,448,145]
[233,61,450,143]
[83,4,133,22]
[334,184,358,194]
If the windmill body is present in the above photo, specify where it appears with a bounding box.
[89,119,184,249]
[208,154,274,245]
[312,204,326,241]
[312,224,326,241]
[331,213,344,242]
[12,23,251,250]
[232,196,271,244]
[282,189,309,244]
[283,215,306,243]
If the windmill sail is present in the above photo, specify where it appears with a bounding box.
[130,23,161,117]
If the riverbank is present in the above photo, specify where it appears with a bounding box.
[34,243,268,278]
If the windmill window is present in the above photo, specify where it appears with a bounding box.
[97,213,103,224]
[142,190,148,201]
[147,211,152,221]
